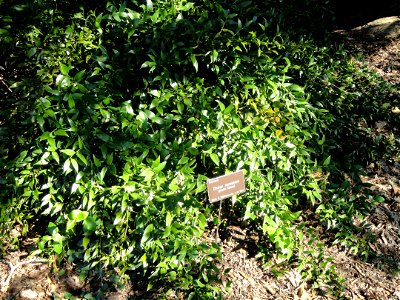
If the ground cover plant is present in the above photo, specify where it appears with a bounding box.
[1,0,399,298]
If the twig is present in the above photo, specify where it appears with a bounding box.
[0,257,48,292]
[215,199,223,243]
[0,75,12,93]
[353,263,366,278]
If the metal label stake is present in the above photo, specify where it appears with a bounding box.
[206,170,246,243]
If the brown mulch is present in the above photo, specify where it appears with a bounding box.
[347,38,400,86]
[334,16,400,86]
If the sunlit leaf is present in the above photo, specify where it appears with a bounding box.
[63,159,71,173]
[166,212,172,227]
[146,0,153,11]
[190,54,198,73]
[210,153,220,166]
[141,224,154,245]
[60,63,70,76]
[55,129,69,137]
[69,209,89,221]
[53,243,63,254]
[61,149,75,156]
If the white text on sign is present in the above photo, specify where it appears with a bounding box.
[207,170,246,203]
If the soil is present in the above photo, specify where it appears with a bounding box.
[1,17,400,300]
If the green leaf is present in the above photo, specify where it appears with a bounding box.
[210,49,218,63]
[82,237,90,248]
[106,154,113,165]
[93,155,101,167]
[190,54,198,73]
[231,194,237,206]
[112,12,121,22]
[53,243,63,255]
[61,149,75,156]
[140,253,148,268]
[166,212,172,227]
[27,47,36,58]
[285,142,295,149]
[54,129,69,137]
[11,4,28,11]
[323,156,331,166]
[95,13,103,28]
[141,224,154,245]
[240,1,252,8]
[177,102,184,114]
[163,226,171,238]
[66,220,76,231]
[217,101,225,111]
[374,195,385,203]
[168,271,177,281]
[71,158,79,172]
[140,168,153,182]
[71,183,79,193]
[113,212,123,225]
[63,159,71,173]
[45,109,55,118]
[69,209,89,222]
[244,201,255,220]
[52,151,60,164]
[224,104,234,114]
[210,153,220,166]
[48,222,58,235]
[99,167,107,181]
[67,94,75,109]
[53,234,64,246]
[74,70,85,82]
[151,10,159,23]
[154,161,166,173]
[146,0,153,11]
[36,115,45,130]
[198,213,206,229]
[76,152,88,165]
[83,216,97,232]
[47,138,56,150]
[60,63,70,76]
[267,170,273,185]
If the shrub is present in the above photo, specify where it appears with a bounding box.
[0,0,397,296]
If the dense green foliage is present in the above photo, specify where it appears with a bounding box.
[1,0,398,297]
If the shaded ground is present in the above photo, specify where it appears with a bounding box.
[1,17,400,300]
[334,16,400,86]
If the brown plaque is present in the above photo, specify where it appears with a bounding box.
[207,170,246,203]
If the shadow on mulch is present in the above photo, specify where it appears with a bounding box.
[334,0,400,30]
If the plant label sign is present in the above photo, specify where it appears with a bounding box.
[207,170,246,203]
